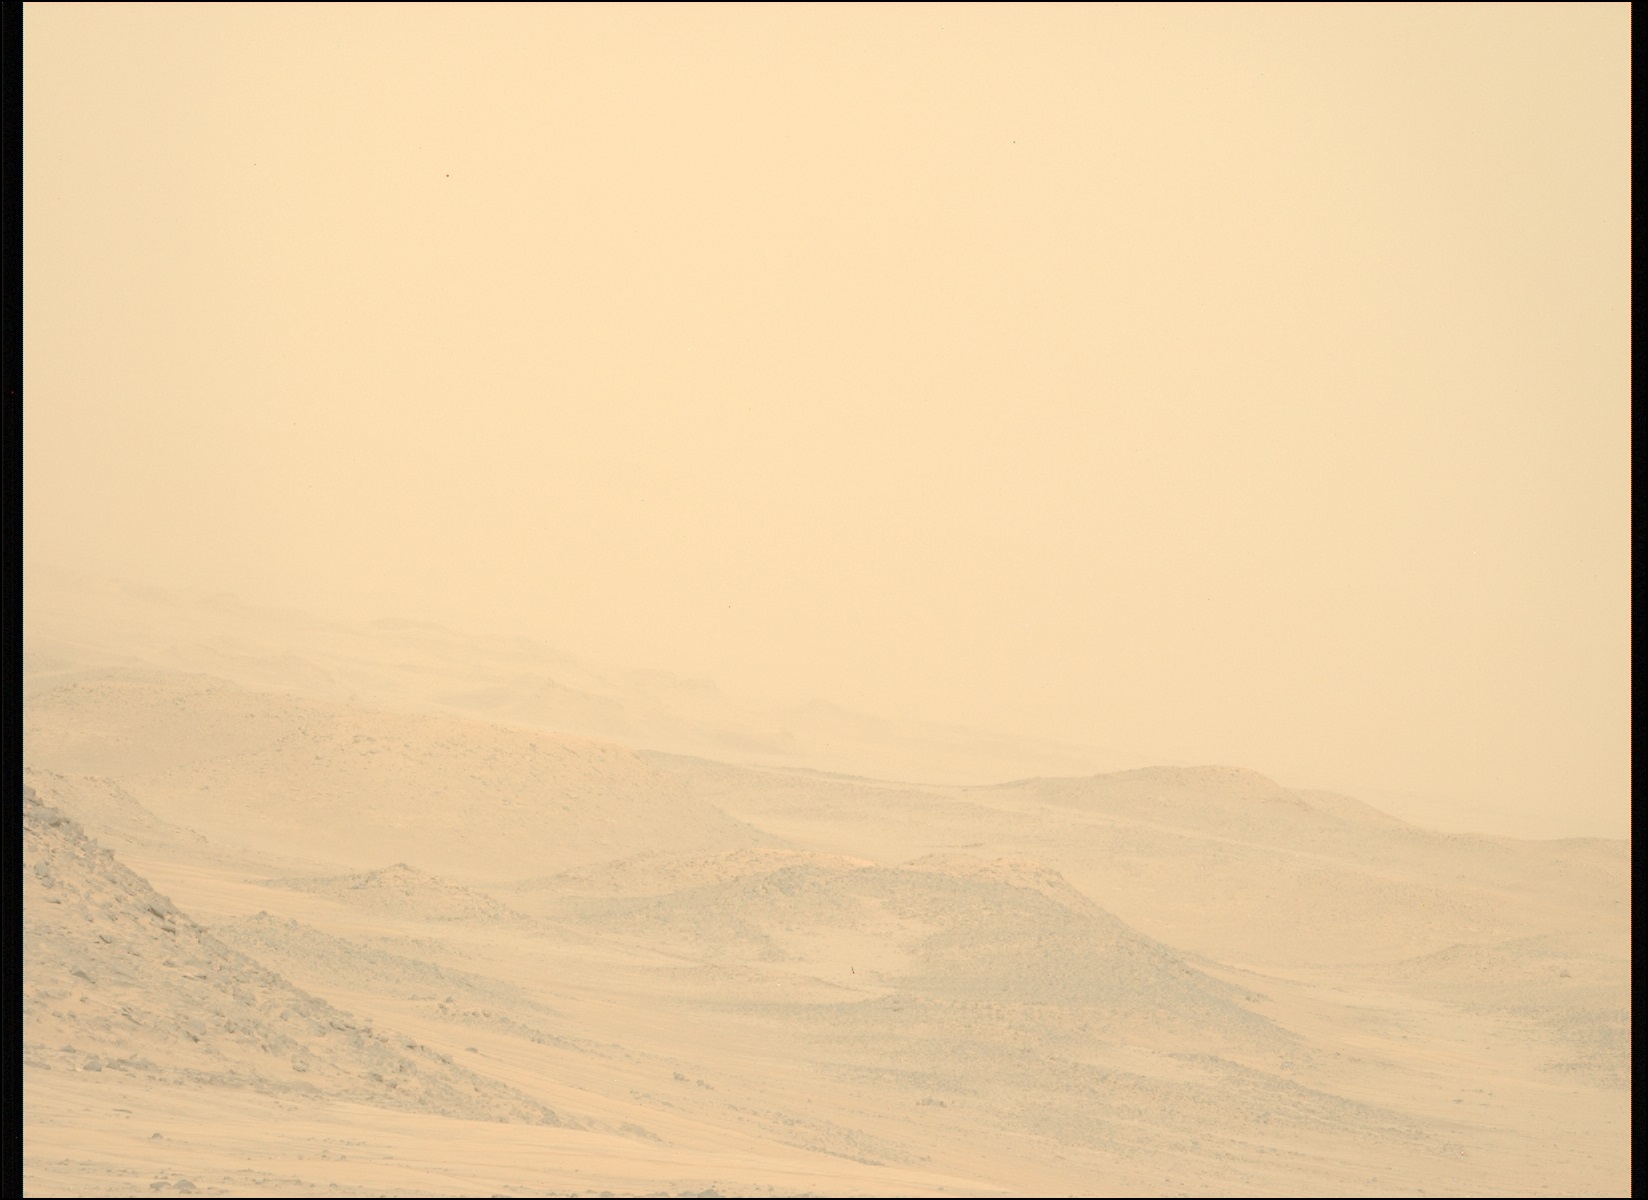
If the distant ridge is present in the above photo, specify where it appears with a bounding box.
[25,565,1126,789]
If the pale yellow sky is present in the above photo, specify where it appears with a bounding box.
[24,3,1630,836]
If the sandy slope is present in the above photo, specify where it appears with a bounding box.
[656,755,1627,966]
[22,788,562,1126]
[24,669,772,880]
[23,652,1630,1196]
[261,865,529,924]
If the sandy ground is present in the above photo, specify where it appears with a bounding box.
[22,652,1630,1196]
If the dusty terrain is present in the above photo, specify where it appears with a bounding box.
[21,592,1631,1196]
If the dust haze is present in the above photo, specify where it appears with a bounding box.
[22,4,1630,1196]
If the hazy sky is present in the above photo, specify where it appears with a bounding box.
[25,3,1630,836]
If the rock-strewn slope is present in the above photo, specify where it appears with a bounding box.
[22,786,564,1125]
